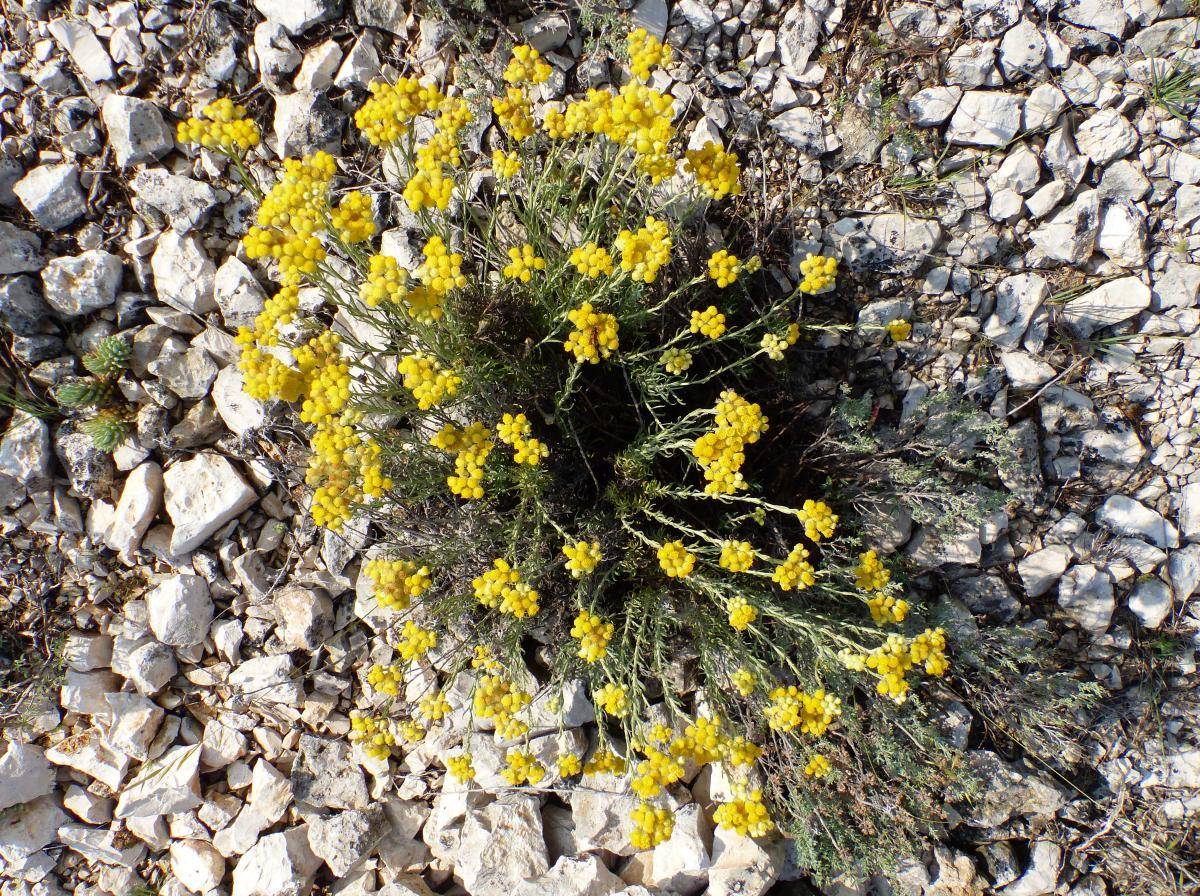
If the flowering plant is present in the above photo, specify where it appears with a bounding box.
[178,30,1032,878]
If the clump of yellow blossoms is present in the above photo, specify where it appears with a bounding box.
[594,682,628,716]
[707,250,742,288]
[631,801,675,849]
[564,302,620,363]
[798,252,839,294]
[732,668,756,696]
[616,217,673,283]
[840,628,949,703]
[886,318,913,341]
[804,754,832,778]
[504,44,552,86]
[719,540,755,572]
[364,558,431,611]
[399,352,461,409]
[690,305,727,339]
[562,540,602,577]
[571,610,614,663]
[659,347,692,375]
[796,499,838,542]
[569,242,614,278]
[692,390,768,496]
[855,550,891,592]
[446,752,476,782]
[765,687,842,735]
[503,244,547,282]
[628,28,673,82]
[492,149,522,179]
[502,749,546,786]
[657,540,696,578]
[349,711,397,760]
[474,559,540,619]
[497,412,548,465]
[396,621,437,661]
[727,596,758,631]
[773,544,816,591]
[714,789,775,837]
[177,97,260,151]
[684,141,743,200]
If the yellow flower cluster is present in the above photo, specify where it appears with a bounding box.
[434,422,494,500]
[672,714,725,764]
[732,667,756,696]
[398,352,461,409]
[418,691,451,722]
[841,629,948,703]
[628,28,673,82]
[727,596,757,631]
[692,390,767,496]
[558,753,583,777]
[242,152,336,286]
[855,550,890,592]
[760,333,787,361]
[473,674,532,738]
[359,253,408,309]
[492,149,522,179]
[616,216,672,282]
[690,305,727,339]
[355,77,444,146]
[504,44,552,86]
[366,663,402,696]
[396,620,438,661]
[631,802,675,849]
[348,711,397,760]
[497,412,548,465]
[502,244,547,282]
[773,543,816,591]
[364,558,431,611]
[303,417,392,530]
[713,789,774,838]
[594,682,628,716]
[867,594,910,625]
[764,686,842,735]
[804,754,832,778]
[886,318,913,341]
[632,746,685,799]
[569,242,614,278]
[446,752,476,782]
[684,141,743,200]
[564,302,620,363]
[473,559,540,618]
[177,97,260,152]
[400,720,426,743]
[657,540,696,578]
[659,347,692,375]
[562,540,602,577]
[331,191,376,243]
[417,235,467,296]
[405,112,467,211]
[503,749,547,786]
[796,499,838,542]
[493,87,536,141]
[584,746,627,776]
[798,252,838,294]
[570,610,613,663]
[707,250,742,288]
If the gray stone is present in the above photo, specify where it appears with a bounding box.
[0,276,49,336]
[255,21,302,81]
[1096,200,1146,268]
[14,164,86,230]
[56,425,115,498]
[214,256,268,328]
[946,91,1023,147]
[1128,577,1172,629]
[999,18,1046,76]
[131,168,219,232]
[1168,543,1200,599]
[273,584,334,650]
[274,90,344,157]
[985,273,1048,349]
[253,0,341,35]
[1003,840,1061,896]
[307,806,391,876]
[163,453,257,554]
[105,462,163,560]
[352,0,405,33]
[1097,495,1179,548]
[964,751,1065,827]
[47,17,115,81]
[171,838,226,894]
[456,794,550,896]
[521,12,571,51]
[1076,109,1136,164]
[907,86,962,126]
[102,95,174,167]
[831,213,942,276]
[116,744,202,819]
[1022,83,1067,131]
[1057,564,1114,634]
[1179,482,1200,542]
[147,574,214,647]
[293,735,369,810]
[769,107,825,155]
[1028,189,1099,265]
[0,412,52,508]
[152,230,217,315]
[41,250,122,317]
[214,365,267,436]
[152,344,219,400]
[105,692,163,761]
[633,0,670,39]
[1059,0,1128,37]
[229,654,302,705]
[126,640,178,695]
[0,743,54,811]
[0,222,42,275]
[1061,276,1151,338]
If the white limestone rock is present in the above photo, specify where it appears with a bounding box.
[984,273,1048,349]
[45,727,131,790]
[47,17,115,81]
[41,250,123,317]
[306,805,391,876]
[1057,564,1115,635]
[14,164,87,230]
[253,0,341,35]
[1028,189,1099,264]
[1097,495,1179,549]
[131,168,219,232]
[455,794,549,896]
[213,365,267,436]
[102,95,174,167]
[115,743,202,818]
[1128,578,1172,629]
[163,453,257,554]
[1060,276,1151,338]
[946,91,1023,147]
[171,838,226,894]
[0,742,54,811]
[105,462,162,560]
[0,221,42,274]
[151,230,217,315]
[292,734,369,809]
[147,574,214,647]
[707,830,782,896]
[228,654,303,705]
[232,826,321,896]
[907,86,962,126]
[105,691,164,761]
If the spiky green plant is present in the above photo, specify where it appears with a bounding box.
[81,336,132,380]
[55,380,112,409]
[80,411,133,453]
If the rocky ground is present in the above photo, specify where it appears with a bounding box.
[1,1,1199,895]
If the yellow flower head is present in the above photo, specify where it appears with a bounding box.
[714,789,774,838]
[798,252,838,294]
[630,801,675,849]
[594,682,628,716]
[571,609,614,663]
[804,754,832,778]
[564,301,620,363]
[562,540,602,577]
[502,748,546,786]
[796,499,838,542]
[628,28,673,82]
[773,543,816,591]
[659,347,693,375]
[502,243,547,281]
[854,550,890,592]
[504,44,553,86]
[177,97,261,151]
[886,318,913,341]
[690,306,727,339]
[727,596,758,632]
[731,667,756,697]
[569,242,615,278]
[493,87,536,141]
[657,540,696,578]
[707,250,742,288]
[616,217,672,283]
[684,141,742,200]
[446,752,476,782]
[492,149,522,179]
